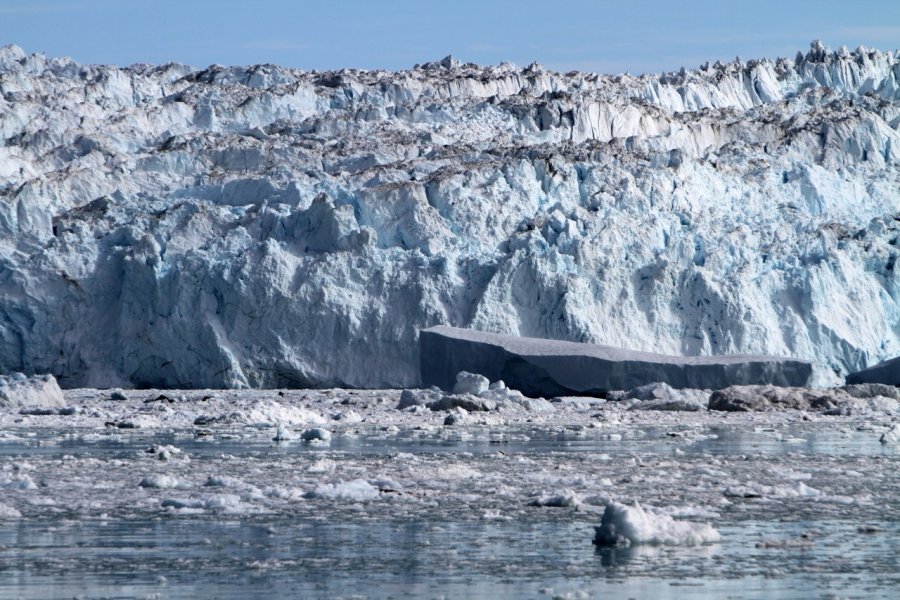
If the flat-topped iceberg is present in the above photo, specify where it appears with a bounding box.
[845,356,900,386]
[420,326,812,396]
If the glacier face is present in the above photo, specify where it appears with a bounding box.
[0,41,899,388]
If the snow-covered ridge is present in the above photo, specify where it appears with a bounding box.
[1,42,899,388]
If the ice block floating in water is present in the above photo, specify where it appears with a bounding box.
[419,326,813,397]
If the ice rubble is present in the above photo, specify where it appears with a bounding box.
[1,42,900,388]
[593,502,720,547]
[398,371,555,413]
[421,326,812,396]
[708,383,900,413]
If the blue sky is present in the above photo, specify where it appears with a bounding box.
[1,0,898,73]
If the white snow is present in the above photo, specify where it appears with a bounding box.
[1,43,899,388]
[593,502,721,546]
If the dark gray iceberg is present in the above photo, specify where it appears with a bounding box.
[419,326,813,396]
[845,356,900,386]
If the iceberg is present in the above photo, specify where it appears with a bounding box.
[420,325,812,396]
[845,356,900,386]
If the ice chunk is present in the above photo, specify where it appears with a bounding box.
[331,410,362,423]
[421,326,813,397]
[631,398,706,411]
[623,382,709,411]
[429,394,496,412]
[592,502,720,547]
[397,388,442,409]
[139,474,184,489]
[452,371,490,395]
[303,479,379,501]
[0,374,65,410]
[194,400,325,428]
[723,481,821,499]
[273,424,295,442]
[300,427,332,442]
[160,494,246,512]
[443,406,469,425]
[0,474,37,490]
[880,424,900,445]
[529,489,582,507]
[146,445,183,461]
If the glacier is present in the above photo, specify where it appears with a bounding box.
[0,41,899,389]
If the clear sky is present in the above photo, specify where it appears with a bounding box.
[1,0,898,74]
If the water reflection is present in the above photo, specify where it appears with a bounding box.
[0,423,895,459]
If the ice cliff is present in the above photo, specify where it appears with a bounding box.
[1,41,899,388]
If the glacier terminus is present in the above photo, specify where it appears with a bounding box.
[1,41,899,389]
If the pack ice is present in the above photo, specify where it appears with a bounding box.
[1,41,899,388]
